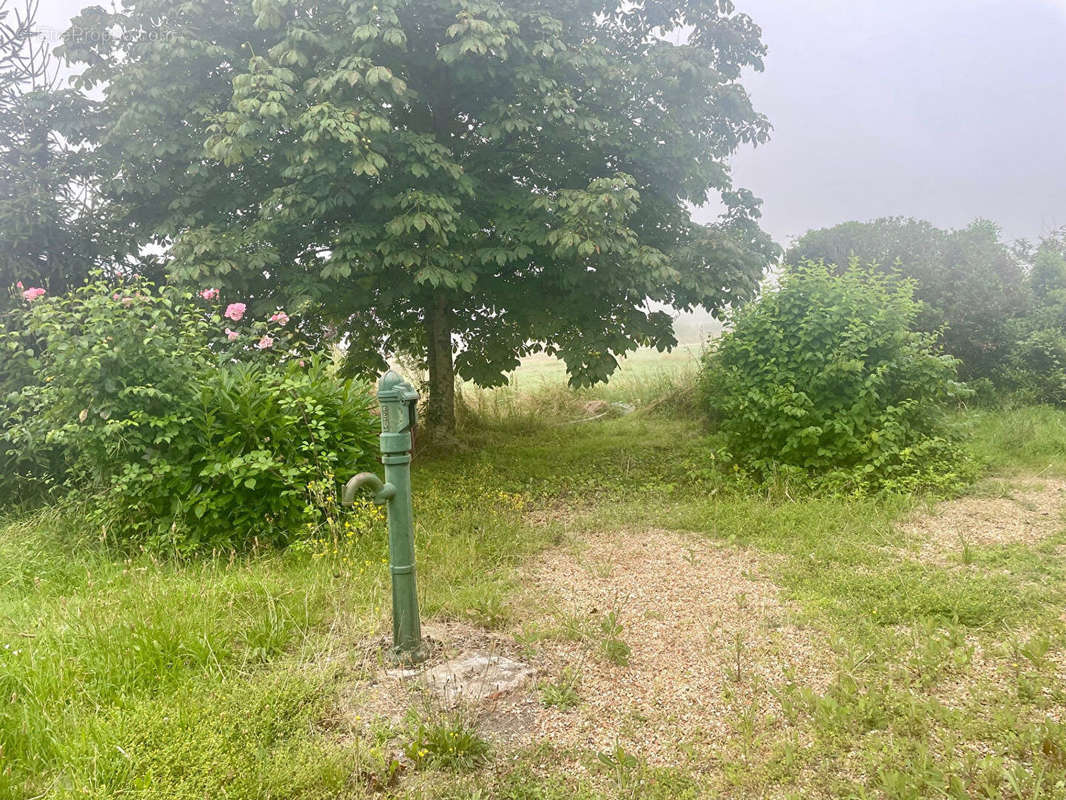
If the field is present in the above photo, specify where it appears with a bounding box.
[4,351,1066,799]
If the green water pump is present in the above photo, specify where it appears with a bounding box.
[342,370,428,664]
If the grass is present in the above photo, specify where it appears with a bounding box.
[4,360,1066,797]
[962,403,1066,476]
[538,667,582,710]
[402,707,491,771]
[0,464,554,798]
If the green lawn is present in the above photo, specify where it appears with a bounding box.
[4,371,1066,798]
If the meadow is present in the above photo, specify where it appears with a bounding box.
[3,351,1066,800]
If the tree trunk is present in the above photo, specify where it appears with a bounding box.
[425,294,456,436]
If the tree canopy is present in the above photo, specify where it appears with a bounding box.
[62,0,779,431]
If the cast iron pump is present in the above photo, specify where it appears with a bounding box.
[342,370,428,664]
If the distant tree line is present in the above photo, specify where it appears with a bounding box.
[787,217,1066,404]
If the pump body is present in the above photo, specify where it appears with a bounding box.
[343,370,427,664]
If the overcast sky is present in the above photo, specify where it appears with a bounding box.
[714,0,1066,247]
[36,0,1066,248]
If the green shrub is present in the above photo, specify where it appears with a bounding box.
[1008,326,1066,407]
[98,360,379,551]
[786,218,1028,383]
[1,279,378,551]
[700,262,972,492]
[1006,233,1066,406]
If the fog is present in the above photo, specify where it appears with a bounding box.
[716,0,1066,246]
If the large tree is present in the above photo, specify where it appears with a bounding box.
[63,0,778,433]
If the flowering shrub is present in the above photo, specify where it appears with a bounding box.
[224,302,246,321]
[97,360,379,551]
[699,263,973,493]
[0,278,378,551]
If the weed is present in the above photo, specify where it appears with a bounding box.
[597,610,631,666]
[554,609,593,642]
[596,741,640,789]
[682,546,700,568]
[402,708,490,772]
[729,631,746,683]
[539,667,582,710]
[353,742,405,792]
[959,535,974,565]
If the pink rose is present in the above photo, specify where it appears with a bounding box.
[269,311,289,325]
[112,292,121,301]
[121,296,134,306]
[225,328,239,342]
[256,335,274,350]
[16,281,23,289]
[224,302,246,321]
[22,287,46,301]
[200,288,219,301]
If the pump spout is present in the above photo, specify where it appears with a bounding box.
[342,472,397,506]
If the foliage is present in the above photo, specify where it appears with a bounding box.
[98,359,379,552]
[700,262,972,492]
[1024,228,1066,300]
[292,489,385,564]
[60,0,780,431]
[1008,326,1066,407]
[538,667,582,710]
[1007,230,1066,405]
[0,278,377,550]
[597,610,632,666]
[786,218,1028,382]
[0,0,125,306]
[403,708,490,771]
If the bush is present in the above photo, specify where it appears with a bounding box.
[1,279,378,551]
[99,360,379,551]
[1006,232,1066,406]
[700,263,972,492]
[787,218,1028,383]
[1,279,214,500]
[1008,324,1066,407]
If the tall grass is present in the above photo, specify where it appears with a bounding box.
[456,354,701,433]
[960,404,1066,475]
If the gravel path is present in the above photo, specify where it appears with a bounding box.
[903,476,1066,564]
[516,528,832,764]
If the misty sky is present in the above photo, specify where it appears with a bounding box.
[716,0,1066,247]
[35,0,1066,248]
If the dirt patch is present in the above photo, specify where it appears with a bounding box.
[511,528,831,765]
[332,621,541,738]
[903,477,1066,563]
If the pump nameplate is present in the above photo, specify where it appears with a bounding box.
[381,404,410,433]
